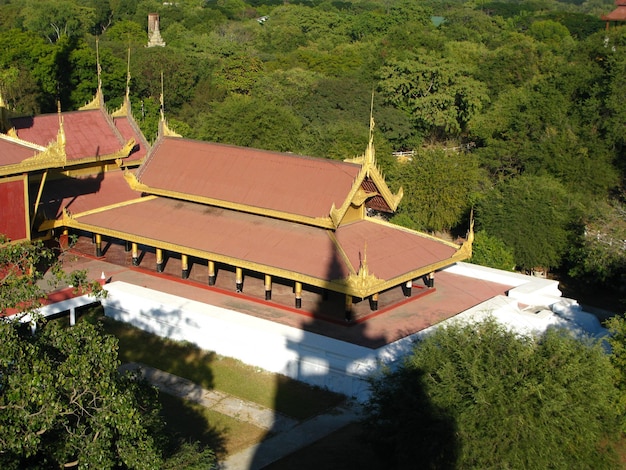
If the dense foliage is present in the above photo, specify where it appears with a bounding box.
[0,239,216,468]
[607,314,626,433]
[364,319,622,469]
[0,0,624,294]
[0,320,163,469]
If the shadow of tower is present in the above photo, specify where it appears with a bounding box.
[249,240,459,469]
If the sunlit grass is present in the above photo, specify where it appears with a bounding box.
[83,306,345,420]
[158,393,266,459]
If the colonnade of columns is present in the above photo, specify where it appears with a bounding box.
[87,232,436,318]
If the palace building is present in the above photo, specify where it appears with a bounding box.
[0,72,473,321]
[3,54,605,400]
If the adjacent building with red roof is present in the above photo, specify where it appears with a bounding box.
[602,0,626,28]
[0,86,147,242]
[2,68,472,320]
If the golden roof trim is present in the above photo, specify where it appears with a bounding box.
[48,210,473,299]
[111,99,129,117]
[0,138,65,177]
[335,115,402,225]
[123,171,337,229]
[52,216,360,294]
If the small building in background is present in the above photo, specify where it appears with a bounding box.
[601,0,626,29]
[147,13,166,47]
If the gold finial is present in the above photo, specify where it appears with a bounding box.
[364,91,375,166]
[369,91,375,145]
[159,70,165,122]
[0,87,7,133]
[126,47,131,100]
[57,101,66,148]
[96,36,103,98]
[360,242,369,276]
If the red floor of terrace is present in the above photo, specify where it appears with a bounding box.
[60,236,511,349]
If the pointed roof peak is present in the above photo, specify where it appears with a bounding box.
[56,102,66,148]
[157,71,181,138]
[79,39,105,111]
[366,91,375,165]
[345,92,377,169]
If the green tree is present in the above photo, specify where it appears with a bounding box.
[469,231,515,271]
[0,235,98,315]
[476,174,577,271]
[606,313,626,433]
[132,46,200,111]
[193,94,303,152]
[377,53,489,138]
[0,29,55,113]
[0,320,163,469]
[389,148,481,232]
[21,0,96,43]
[0,237,216,468]
[364,319,620,469]
[567,200,626,287]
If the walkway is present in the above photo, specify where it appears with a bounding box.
[120,363,361,470]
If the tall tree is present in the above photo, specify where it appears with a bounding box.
[21,0,96,44]
[0,237,216,469]
[476,174,577,271]
[364,319,621,469]
[0,319,163,469]
[193,94,303,152]
[606,313,626,433]
[389,148,481,232]
[377,53,489,138]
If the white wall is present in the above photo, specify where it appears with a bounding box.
[101,263,604,402]
[102,282,381,401]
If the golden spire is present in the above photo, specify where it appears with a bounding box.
[111,47,132,117]
[0,88,8,133]
[159,70,165,122]
[125,46,131,101]
[364,91,375,166]
[361,242,368,274]
[157,71,181,137]
[96,36,103,99]
[78,39,104,110]
[56,101,66,148]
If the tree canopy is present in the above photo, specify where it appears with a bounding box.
[364,319,621,469]
[0,238,216,469]
[0,319,163,469]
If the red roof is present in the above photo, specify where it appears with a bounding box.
[136,137,362,219]
[11,109,126,161]
[335,221,457,280]
[72,197,456,284]
[602,2,626,20]
[39,170,141,220]
[0,136,40,166]
[113,116,149,162]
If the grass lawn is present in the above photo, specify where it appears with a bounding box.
[158,393,267,460]
[97,309,345,420]
[63,306,347,462]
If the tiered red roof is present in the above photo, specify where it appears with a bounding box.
[0,135,41,167]
[10,109,132,162]
[602,0,626,21]
[136,137,362,219]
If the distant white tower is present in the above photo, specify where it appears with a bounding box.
[147,13,166,47]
